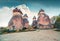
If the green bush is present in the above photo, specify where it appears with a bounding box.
[0,27,17,34]
[54,16,60,30]
[0,27,6,34]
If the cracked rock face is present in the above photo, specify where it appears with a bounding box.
[8,15,23,30]
[8,8,23,30]
[37,9,52,28]
[38,14,50,25]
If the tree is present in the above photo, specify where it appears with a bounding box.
[54,16,60,30]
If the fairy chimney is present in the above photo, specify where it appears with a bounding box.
[8,8,23,30]
[23,14,29,28]
[37,9,52,28]
[32,16,37,28]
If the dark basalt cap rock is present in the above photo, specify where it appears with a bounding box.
[40,9,44,12]
[38,9,45,15]
[13,8,19,12]
[23,14,28,17]
[18,9,23,14]
[13,8,23,14]
[33,16,36,19]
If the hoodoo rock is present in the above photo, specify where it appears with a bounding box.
[37,9,52,29]
[8,8,23,31]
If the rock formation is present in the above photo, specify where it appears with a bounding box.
[8,8,23,31]
[23,14,29,29]
[32,16,37,29]
[37,9,52,28]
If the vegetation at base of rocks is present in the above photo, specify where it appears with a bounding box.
[0,26,57,35]
[0,27,17,35]
[1,15,60,35]
[0,26,36,35]
[54,14,60,31]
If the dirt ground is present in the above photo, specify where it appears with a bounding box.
[0,30,60,41]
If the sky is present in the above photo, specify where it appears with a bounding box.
[0,0,60,27]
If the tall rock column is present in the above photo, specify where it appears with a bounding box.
[8,8,23,31]
[37,9,52,29]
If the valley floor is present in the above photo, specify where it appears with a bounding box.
[0,30,60,41]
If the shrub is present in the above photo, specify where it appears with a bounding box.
[54,16,60,30]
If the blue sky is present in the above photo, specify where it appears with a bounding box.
[0,0,60,27]
[0,0,60,11]
[0,0,60,12]
[0,0,60,15]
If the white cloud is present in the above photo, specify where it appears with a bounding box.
[0,7,14,27]
[16,4,31,14]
